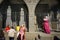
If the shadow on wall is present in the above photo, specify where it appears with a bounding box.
[54,36,60,40]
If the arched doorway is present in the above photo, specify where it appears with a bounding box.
[35,2,49,31]
[0,0,29,31]
[11,0,29,31]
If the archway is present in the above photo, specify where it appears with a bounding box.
[11,0,29,31]
[0,0,29,31]
[35,2,49,31]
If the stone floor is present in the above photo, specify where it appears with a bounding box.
[4,32,60,40]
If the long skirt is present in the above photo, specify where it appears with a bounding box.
[43,22,50,34]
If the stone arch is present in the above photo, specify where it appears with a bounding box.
[35,1,49,31]
[11,0,29,31]
[0,0,29,30]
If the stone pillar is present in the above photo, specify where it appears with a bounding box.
[24,0,39,32]
[29,5,35,32]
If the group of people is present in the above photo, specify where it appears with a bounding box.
[0,15,51,40]
[0,24,27,40]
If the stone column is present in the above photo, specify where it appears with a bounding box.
[24,0,39,32]
[29,5,35,32]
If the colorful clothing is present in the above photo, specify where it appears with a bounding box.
[5,26,10,32]
[43,18,51,34]
[19,26,26,40]
[8,29,16,37]
[8,28,16,40]
[16,26,20,31]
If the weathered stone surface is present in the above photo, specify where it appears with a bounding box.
[23,0,39,32]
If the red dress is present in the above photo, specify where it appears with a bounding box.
[43,18,51,34]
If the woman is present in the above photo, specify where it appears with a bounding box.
[43,16,51,34]
[18,25,26,40]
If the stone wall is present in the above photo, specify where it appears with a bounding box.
[0,0,59,32]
